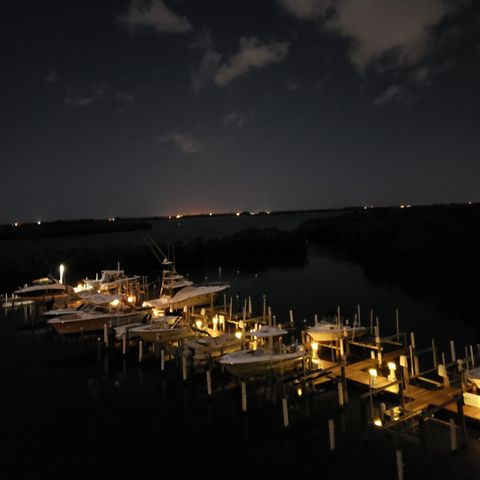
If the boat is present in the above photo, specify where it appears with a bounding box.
[14,275,73,302]
[466,367,480,388]
[306,320,366,343]
[184,331,243,367]
[129,314,194,343]
[218,325,305,378]
[77,265,142,295]
[47,294,151,335]
[144,258,229,312]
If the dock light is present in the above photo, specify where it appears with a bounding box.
[311,342,319,359]
[176,214,182,219]
[14,222,19,227]
[369,368,378,387]
[195,319,203,330]
[127,296,135,303]
[236,212,241,216]
[388,362,397,381]
[297,387,303,397]
[373,418,382,427]
[37,221,41,225]
[110,299,120,307]
[212,315,218,331]
[234,331,242,340]
[59,264,65,284]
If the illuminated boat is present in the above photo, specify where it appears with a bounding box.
[78,266,142,294]
[14,276,72,301]
[144,258,229,312]
[184,332,243,367]
[129,315,194,343]
[219,325,305,378]
[466,367,480,388]
[306,321,366,342]
[47,294,151,335]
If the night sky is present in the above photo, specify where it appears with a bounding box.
[2,0,479,223]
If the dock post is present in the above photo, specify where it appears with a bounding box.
[122,334,127,355]
[289,309,294,327]
[206,369,212,396]
[456,396,468,447]
[449,418,457,451]
[395,308,400,342]
[182,354,188,381]
[380,402,386,422]
[282,397,289,428]
[395,450,404,480]
[160,349,165,371]
[341,357,348,405]
[337,381,344,408]
[241,382,247,412]
[432,339,437,368]
[450,340,456,363]
[97,337,101,361]
[138,340,143,363]
[328,419,335,451]
[103,323,108,347]
[470,345,475,367]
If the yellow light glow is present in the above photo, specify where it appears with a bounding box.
[212,315,218,331]
[234,331,242,339]
[195,320,203,329]
[388,362,396,371]
[236,212,241,216]
[374,418,382,427]
[127,296,135,303]
[297,387,303,397]
[311,342,319,351]
[176,214,182,219]
[110,299,120,307]
[369,368,378,377]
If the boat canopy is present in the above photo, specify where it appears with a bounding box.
[248,325,288,338]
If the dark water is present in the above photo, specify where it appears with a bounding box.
[2,214,480,478]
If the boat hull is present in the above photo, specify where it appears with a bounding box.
[48,311,149,335]
[184,334,243,366]
[219,350,305,378]
[307,326,366,342]
[130,325,194,343]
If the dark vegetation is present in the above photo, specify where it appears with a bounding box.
[298,203,480,313]
[0,228,307,293]
[3,204,480,316]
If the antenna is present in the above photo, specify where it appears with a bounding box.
[143,236,168,265]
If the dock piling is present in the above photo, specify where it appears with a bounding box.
[282,397,289,428]
[395,450,404,480]
[328,419,335,451]
[241,382,247,412]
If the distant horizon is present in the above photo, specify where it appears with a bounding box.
[3,200,477,227]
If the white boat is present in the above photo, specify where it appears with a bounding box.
[14,276,72,301]
[144,258,229,312]
[219,325,305,378]
[466,367,480,388]
[47,294,151,335]
[78,266,141,294]
[129,314,193,343]
[184,332,243,367]
[306,320,366,342]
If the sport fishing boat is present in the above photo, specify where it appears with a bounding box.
[47,294,151,335]
[14,276,72,302]
[79,266,142,294]
[219,325,305,378]
[144,258,229,312]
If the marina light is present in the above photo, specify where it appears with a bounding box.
[236,212,241,216]
[37,221,41,225]
[311,341,319,359]
[368,368,378,377]
[110,299,120,307]
[373,418,382,427]
[234,331,242,339]
[388,362,397,381]
[14,222,19,227]
[127,296,135,303]
[387,362,396,371]
[59,264,65,284]
[212,315,218,331]
[297,387,303,397]
[195,319,203,330]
